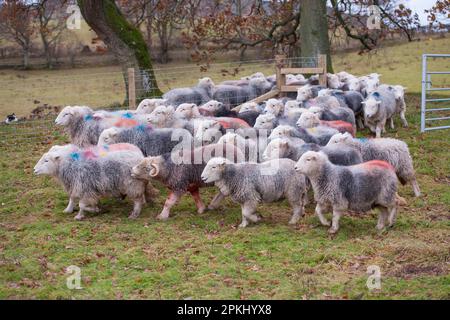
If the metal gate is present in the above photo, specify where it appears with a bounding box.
[421,54,450,132]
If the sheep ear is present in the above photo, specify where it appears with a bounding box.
[52,155,61,161]
[361,101,366,105]
[376,101,381,105]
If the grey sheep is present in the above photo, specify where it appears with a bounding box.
[308,104,356,126]
[268,125,319,145]
[163,77,214,106]
[201,157,309,227]
[295,151,399,234]
[34,143,155,220]
[55,106,147,147]
[98,126,193,157]
[131,143,244,220]
[218,132,260,162]
[296,84,326,102]
[378,84,408,128]
[318,89,365,128]
[363,87,397,138]
[263,138,362,166]
[327,132,421,197]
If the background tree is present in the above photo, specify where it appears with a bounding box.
[426,0,450,29]
[0,0,35,69]
[33,0,68,69]
[77,0,162,100]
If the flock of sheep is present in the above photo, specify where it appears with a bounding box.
[33,70,420,234]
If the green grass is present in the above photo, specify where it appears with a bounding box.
[0,38,449,299]
[1,37,450,118]
[0,92,448,299]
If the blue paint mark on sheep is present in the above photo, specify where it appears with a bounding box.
[122,112,133,119]
[70,152,81,161]
[84,114,93,121]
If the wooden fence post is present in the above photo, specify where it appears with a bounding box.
[275,54,287,94]
[318,54,327,87]
[128,68,136,109]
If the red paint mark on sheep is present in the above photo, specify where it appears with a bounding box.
[320,120,356,136]
[360,160,395,171]
[114,118,138,128]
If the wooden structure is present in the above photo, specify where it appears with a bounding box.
[232,54,327,112]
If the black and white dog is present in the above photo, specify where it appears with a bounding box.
[5,114,18,124]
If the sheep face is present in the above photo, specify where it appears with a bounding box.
[175,103,199,119]
[263,139,289,160]
[348,78,361,91]
[250,72,265,79]
[239,102,258,113]
[201,157,229,183]
[336,71,352,82]
[327,74,342,89]
[294,151,327,175]
[146,105,175,126]
[136,98,166,114]
[268,125,293,140]
[198,77,215,90]
[297,111,320,128]
[195,119,222,142]
[201,100,223,113]
[296,86,313,102]
[254,113,276,130]
[218,132,238,145]
[318,88,334,97]
[326,132,353,146]
[284,100,301,111]
[308,106,324,117]
[55,106,90,126]
[34,152,61,176]
[97,127,120,146]
[131,156,165,180]
[264,99,284,116]
[392,85,406,100]
[363,98,381,118]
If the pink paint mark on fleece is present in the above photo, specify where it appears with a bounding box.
[360,160,395,171]
[320,120,356,136]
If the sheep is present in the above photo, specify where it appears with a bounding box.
[360,75,380,97]
[145,105,189,129]
[327,132,421,197]
[98,126,192,157]
[363,88,397,138]
[296,85,326,102]
[263,138,362,166]
[239,102,263,114]
[264,98,285,116]
[297,110,356,136]
[378,84,408,128]
[131,143,244,220]
[55,106,146,147]
[308,104,356,126]
[294,151,399,234]
[163,77,214,106]
[327,73,344,89]
[336,71,355,83]
[174,103,201,120]
[212,84,250,107]
[34,143,154,220]
[220,79,250,86]
[136,98,168,114]
[201,157,309,227]
[194,118,250,144]
[268,125,319,145]
[217,132,260,162]
[318,89,365,128]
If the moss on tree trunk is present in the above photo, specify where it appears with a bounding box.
[77,0,162,103]
[298,0,333,73]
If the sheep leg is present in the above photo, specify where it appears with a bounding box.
[315,203,330,227]
[189,189,206,214]
[63,197,76,214]
[208,192,225,210]
[75,199,98,220]
[411,178,421,197]
[328,208,344,234]
[389,117,395,129]
[400,110,408,127]
[387,205,397,228]
[376,207,389,230]
[375,123,383,138]
[239,202,260,228]
[128,197,144,219]
[288,196,305,225]
[158,192,182,220]
[357,115,365,129]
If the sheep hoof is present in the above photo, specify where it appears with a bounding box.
[328,227,338,235]
[238,221,248,228]
[157,214,169,221]
[63,208,73,214]
[197,206,206,214]
[128,212,140,219]
[74,214,84,221]
[288,218,299,225]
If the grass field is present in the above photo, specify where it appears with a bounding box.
[1,37,450,118]
[0,39,449,299]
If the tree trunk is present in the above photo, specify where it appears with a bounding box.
[298,0,333,73]
[23,47,29,69]
[159,22,170,64]
[40,33,53,69]
[77,0,162,102]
